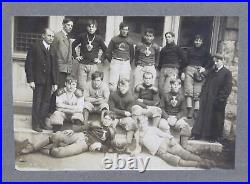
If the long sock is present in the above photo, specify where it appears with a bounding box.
[178,159,199,167]
[83,109,89,122]
[187,107,193,118]
[152,116,161,127]
[179,148,201,161]
[186,96,192,108]
[33,137,51,151]
[194,100,200,110]
[126,131,134,144]
[180,136,189,149]
[193,101,200,120]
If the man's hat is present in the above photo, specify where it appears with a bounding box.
[213,53,224,60]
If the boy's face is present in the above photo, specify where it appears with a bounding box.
[65,81,77,93]
[120,26,129,37]
[143,74,153,86]
[165,33,175,44]
[194,38,203,48]
[102,115,113,127]
[170,82,181,93]
[144,32,154,44]
[87,24,97,35]
[118,82,129,95]
[92,77,102,89]
[214,57,224,69]
[63,21,73,34]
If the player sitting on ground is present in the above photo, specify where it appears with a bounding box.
[49,76,84,133]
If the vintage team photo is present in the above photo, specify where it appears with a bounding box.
[13,15,238,171]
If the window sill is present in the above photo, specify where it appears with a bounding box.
[12,52,27,61]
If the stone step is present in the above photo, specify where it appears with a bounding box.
[14,114,32,129]
[14,113,102,130]
[186,140,223,153]
[14,101,32,115]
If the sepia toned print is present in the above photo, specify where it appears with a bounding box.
[13,15,238,171]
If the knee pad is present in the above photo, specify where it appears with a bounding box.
[151,107,162,117]
[49,148,59,157]
[50,113,64,126]
[111,133,128,153]
[126,119,138,131]
[131,105,143,116]
[193,93,200,101]
[180,124,191,137]
[185,92,193,97]
[84,102,94,112]
[158,119,170,132]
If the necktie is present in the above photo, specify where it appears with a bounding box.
[67,34,70,40]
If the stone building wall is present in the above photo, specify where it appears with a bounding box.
[217,16,239,139]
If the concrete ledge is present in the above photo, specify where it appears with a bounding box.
[14,101,32,115]
[186,140,223,153]
[14,114,32,129]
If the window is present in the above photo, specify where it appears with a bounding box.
[14,16,49,52]
[123,16,164,46]
[65,16,107,39]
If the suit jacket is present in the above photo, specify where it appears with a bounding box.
[25,40,58,85]
[51,31,73,73]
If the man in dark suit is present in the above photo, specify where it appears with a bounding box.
[25,28,58,132]
[190,53,232,142]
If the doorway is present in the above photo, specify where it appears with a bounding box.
[178,16,214,53]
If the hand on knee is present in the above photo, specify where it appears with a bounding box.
[180,124,191,137]
[131,105,143,116]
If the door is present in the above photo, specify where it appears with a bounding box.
[123,16,165,46]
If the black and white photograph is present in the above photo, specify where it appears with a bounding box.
[12,14,239,172]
